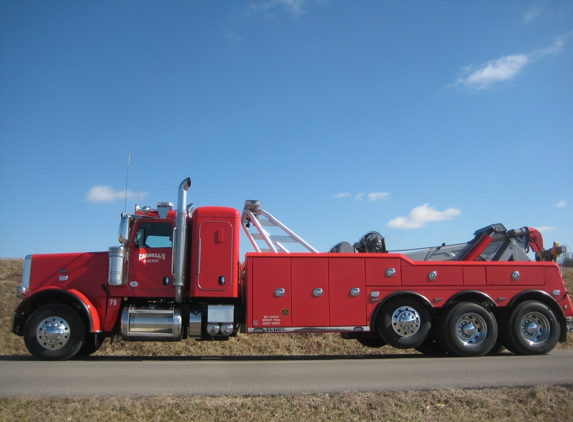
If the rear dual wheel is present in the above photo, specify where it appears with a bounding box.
[502,301,560,355]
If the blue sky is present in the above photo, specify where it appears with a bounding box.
[1,1,572,258]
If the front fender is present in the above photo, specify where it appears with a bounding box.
[12,287,102,334]
[370,290,434,333]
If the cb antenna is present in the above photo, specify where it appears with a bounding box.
[124,151,130,213]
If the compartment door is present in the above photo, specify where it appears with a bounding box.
[486,265,544,286]
[329,258,366,326]
[291,257,329,327]
[197,221,234,292]
[251,257,292,329]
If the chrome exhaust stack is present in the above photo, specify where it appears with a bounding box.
[173,177,191,304]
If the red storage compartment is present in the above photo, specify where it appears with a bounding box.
[486,264,544,286]
[402,263,463,286]
[365,257,402,286]
[190,207,241,298]
[328,257,366,326]
[463,265,486,286]
[291,257,329,327]
[248,255,292,329]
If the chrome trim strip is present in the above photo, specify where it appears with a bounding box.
[248,326,371,333]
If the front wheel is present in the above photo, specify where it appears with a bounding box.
[437,302,497,357]
[502,301,560,355]
[24,304,85,361]
[376,296,432,349]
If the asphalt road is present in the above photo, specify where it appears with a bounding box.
[1,350,572,397]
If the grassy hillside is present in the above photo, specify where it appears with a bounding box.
[1,258,572,357]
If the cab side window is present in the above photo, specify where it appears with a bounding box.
[135,222,173,248]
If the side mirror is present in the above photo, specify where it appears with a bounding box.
[118,215,130,244]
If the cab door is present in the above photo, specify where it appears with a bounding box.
[127,220,174,296]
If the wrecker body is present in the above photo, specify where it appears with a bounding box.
[10,178,573,360]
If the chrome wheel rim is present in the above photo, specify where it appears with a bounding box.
[36,316,71,350]
[391,306,421,337]
[456,313,487,346]
[520,312,550,345]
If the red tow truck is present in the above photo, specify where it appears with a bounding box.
[10,178,573,360]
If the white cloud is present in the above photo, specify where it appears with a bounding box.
[522,7,539,23]
[85,185,140,203]
[333,192,351,199]
[225,31,242,45]
[454,34,571,90]
[536,226,556,233]
[387,203,461,229]
[556,200,566,208]
[534,33,569,58]
[334,191,390,202]
[333,192,390,202]
[368,192,389,202]
[456,54,529,90]
[248,0,308,17]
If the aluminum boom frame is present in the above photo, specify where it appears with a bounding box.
[241,201,318,253]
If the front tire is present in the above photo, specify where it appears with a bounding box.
[502,301,560,355]
[24,304,85,361]
[437,302,497,357]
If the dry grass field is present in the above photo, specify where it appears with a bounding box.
[1,385,572,422]
[1,258,572,421]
